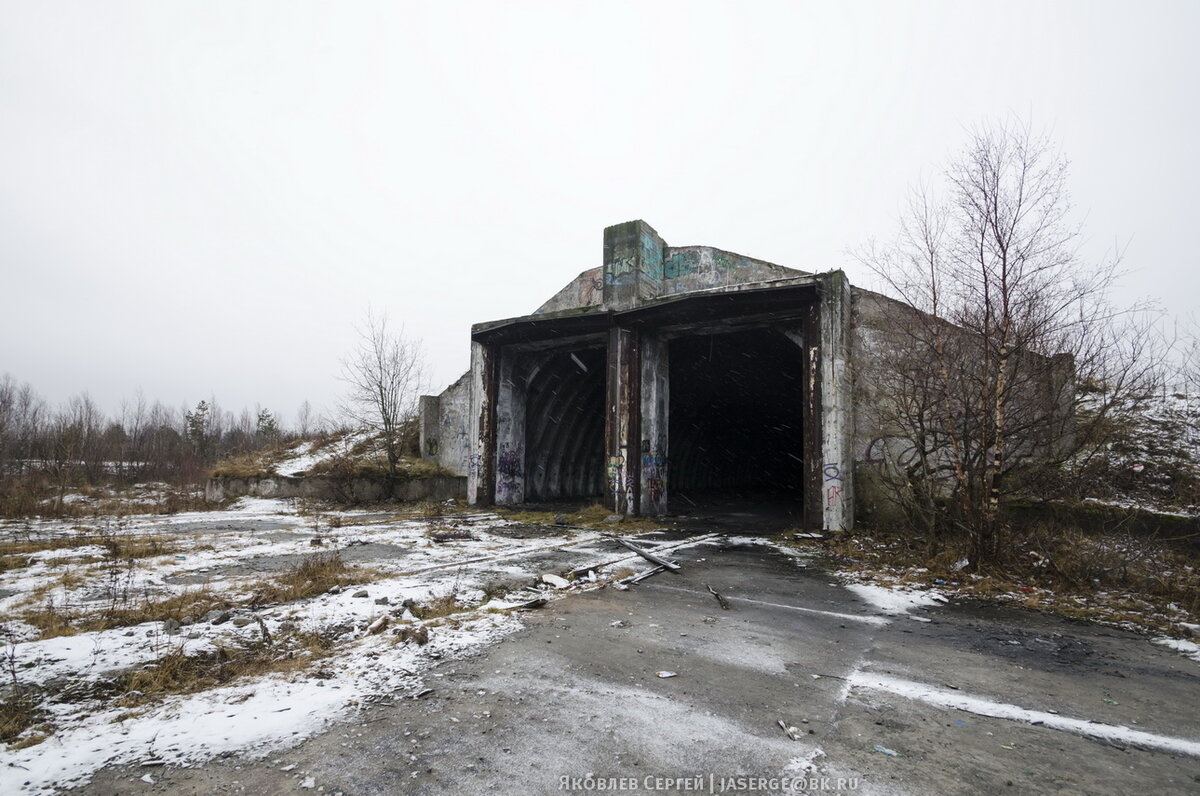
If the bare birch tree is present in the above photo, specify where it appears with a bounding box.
[857,118,1164,564]
[340,310,428,487]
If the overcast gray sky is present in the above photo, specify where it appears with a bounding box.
[2,0,1197,423]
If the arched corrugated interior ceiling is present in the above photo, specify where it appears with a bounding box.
[668,328,804,497]
[524,347,606,501]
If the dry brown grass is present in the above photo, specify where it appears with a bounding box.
[209,454,275,479]
[410,592,463,620]
[21,587,238,640]
[0,691,50,748]
[114,635,334,708]
[0,531,178,562]
[246,551,377,605]
[305,453,450,481]
[498,503,669,533]
[819,522,1200,635]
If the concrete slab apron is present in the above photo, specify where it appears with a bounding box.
[77,543,1200,796]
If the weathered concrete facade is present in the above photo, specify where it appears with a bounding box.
[420,220,865,530]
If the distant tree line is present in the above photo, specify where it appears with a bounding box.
[0,373,329,514]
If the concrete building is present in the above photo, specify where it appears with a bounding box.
[418,220,1069,531]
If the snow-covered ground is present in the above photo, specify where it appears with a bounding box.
[0,497,700,794]
[271,432,374,477]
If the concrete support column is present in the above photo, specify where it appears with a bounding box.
[819,271,854,531]
[604,326,640,515]
[467,341,498,506]
[639,333,669,516]
[494,350,526,505]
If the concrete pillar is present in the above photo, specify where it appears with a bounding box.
[818,271,854,531]
[603,220,665,310]
[604,326,640,515]
[467,341,498,506]
[639,333,669,516]
[494,350,526,505]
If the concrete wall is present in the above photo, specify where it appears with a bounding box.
[205,475,467,504]
[660,246,805,296]
[419,372,472,477]
[848,287,1077,524]
[534,266,604,315]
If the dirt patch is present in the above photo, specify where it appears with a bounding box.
[489,523,573,539]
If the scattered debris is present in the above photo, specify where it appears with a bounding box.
[140,760,165,767]
[778,720,801,740]
[430,528,475,543]
[414,688,434,699]
[140,773,155,784]
[541,573,571,589]
[604,514,624,523]
[656,671,677,679]
[794,533,824,540]
[611,536,681,571]
[300,775,316,788]
[706,584,730,610]
[624,565,667,585]
[873,745,899,757]
[516,597,547,610]
[368,615,389,634]
[610,620,628,628]
[951,557,970,571]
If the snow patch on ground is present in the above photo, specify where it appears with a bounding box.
[1153,636,1200,662]
[272,432,374,476]
[2,496,708,792]
[844,583,947,617]
[849,669,1200,758]
[0,614,522,794]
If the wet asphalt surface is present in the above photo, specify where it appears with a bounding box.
[75,533,1200,796]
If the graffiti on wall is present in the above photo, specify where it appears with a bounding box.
[606,455,624,501]
[467,453,483,478]
[641,439,666,504]
[605,256,637,286]
[823,461,844,508]
[663,251,696,279]
[864,436,921,469]
[495,444,522,501]
[640,232,662,282]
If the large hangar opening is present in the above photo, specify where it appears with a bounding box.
[523,346,607,501]
[668,328,806,507]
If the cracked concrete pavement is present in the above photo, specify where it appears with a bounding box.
[75,538,1200,795]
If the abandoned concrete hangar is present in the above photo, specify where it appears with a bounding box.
[419,220,914,531]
